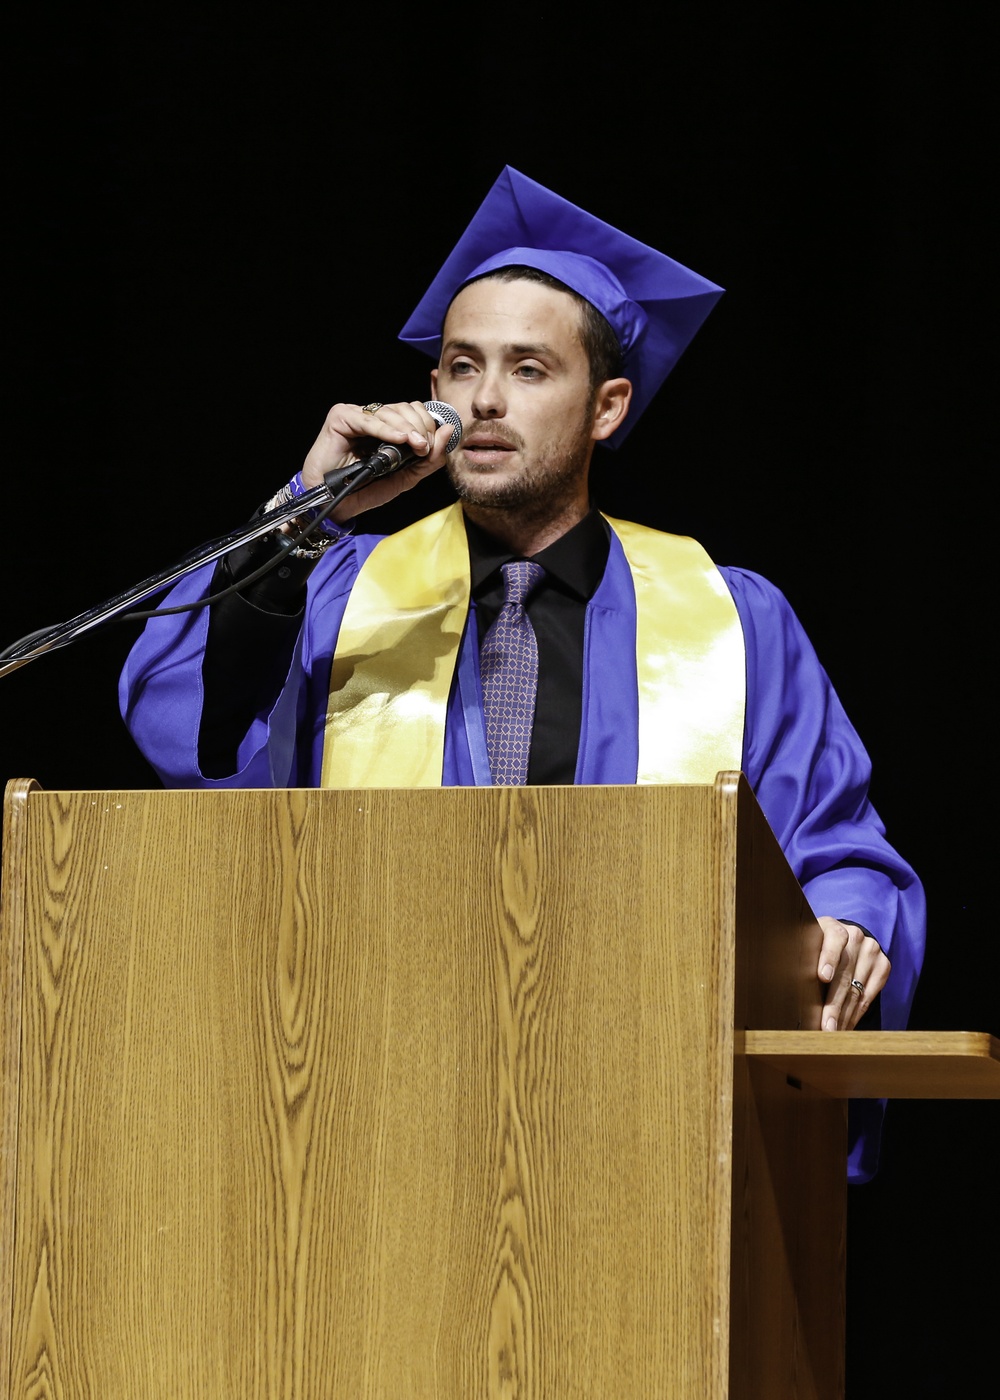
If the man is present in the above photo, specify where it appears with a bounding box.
[121,169,925,1177]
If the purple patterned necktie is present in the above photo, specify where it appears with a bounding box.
[480,560,546,786]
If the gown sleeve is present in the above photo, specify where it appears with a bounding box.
[720,567,927,1181]
[119,535,376,788]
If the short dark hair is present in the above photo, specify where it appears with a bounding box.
[464,265,623,388]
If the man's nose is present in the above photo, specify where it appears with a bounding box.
[471,370,506,419]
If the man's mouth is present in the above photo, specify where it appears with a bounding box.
[459,433,520,464]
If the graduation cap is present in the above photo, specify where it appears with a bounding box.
[399,166,723,447]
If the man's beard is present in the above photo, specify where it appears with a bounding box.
[446,406,594,519]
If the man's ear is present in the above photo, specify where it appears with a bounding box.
[591,378,632,442]
[430,367,439,399]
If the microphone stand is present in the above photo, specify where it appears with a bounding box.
[0,463,370,680]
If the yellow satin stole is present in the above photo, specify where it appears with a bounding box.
[321,504,744,788]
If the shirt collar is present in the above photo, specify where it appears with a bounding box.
[464,507,610,601]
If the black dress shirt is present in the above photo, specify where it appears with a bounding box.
[465,511,609,783]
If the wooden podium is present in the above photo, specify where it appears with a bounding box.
[2,777,997,1399]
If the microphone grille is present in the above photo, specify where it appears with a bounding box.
[424,400,463,454]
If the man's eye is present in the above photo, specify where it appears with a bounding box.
[516,365,542,379]
[450,360,475,376]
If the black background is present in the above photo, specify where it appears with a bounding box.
[6,6,996,1393]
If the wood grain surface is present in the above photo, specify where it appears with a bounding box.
[3,783,750,1398]
[1,779,38,1398]
[745,1030,1000,1098]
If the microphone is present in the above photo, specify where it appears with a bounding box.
[323,401,463,497]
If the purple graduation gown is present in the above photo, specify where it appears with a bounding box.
[120,525,926,1180]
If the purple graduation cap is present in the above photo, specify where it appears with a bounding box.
[399,166,723,447]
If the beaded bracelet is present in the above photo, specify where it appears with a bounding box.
[264,473,354,558]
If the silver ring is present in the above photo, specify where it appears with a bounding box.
[850,978,865,996]
[361,402,383,415]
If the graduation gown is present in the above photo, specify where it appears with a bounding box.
[120,516,925,1179]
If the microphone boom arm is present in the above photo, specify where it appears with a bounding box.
[1,400,462,679]
[0,479,342,679]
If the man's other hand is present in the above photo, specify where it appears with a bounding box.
[816,916,891,1031]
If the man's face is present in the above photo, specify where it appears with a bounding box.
[431,277,600,518]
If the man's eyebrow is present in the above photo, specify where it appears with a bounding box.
[507,341,562,361]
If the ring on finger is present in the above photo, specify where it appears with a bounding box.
[362,402,383,415]
[850,978,865,996]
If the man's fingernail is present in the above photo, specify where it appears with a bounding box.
[821,963,835,981]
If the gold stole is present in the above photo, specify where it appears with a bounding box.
[321,504,744,788]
